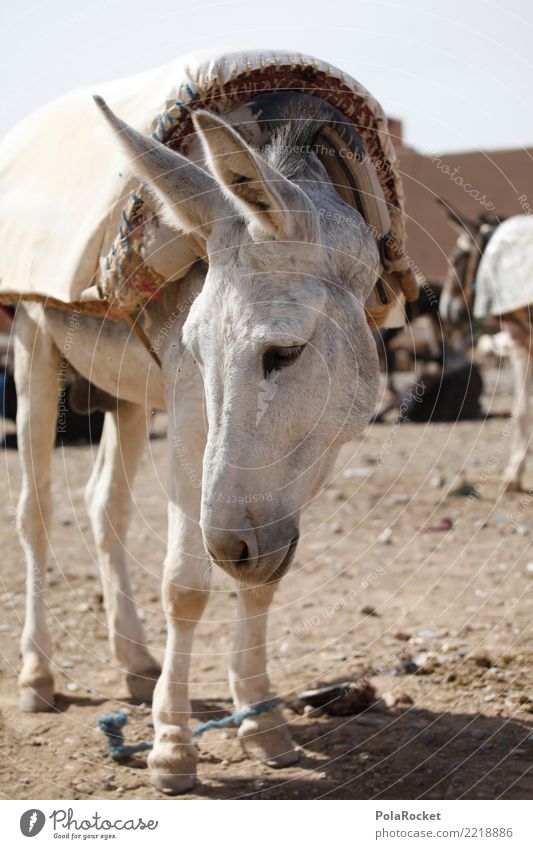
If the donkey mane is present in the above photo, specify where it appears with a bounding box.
[262,100,332,179]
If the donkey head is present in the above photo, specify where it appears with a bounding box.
[96,97,380,584]
[437,197,500,326]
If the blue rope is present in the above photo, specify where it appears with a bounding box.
[97,711,152,760]
[191,699,280,736]
[97,699,281,762]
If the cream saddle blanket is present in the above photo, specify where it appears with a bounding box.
[0,49,417,327]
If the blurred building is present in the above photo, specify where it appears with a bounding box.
[390,118,533,282]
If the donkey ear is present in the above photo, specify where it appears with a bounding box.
[435,196,477,237]
[191,110,313,239]
[93,96,226,237]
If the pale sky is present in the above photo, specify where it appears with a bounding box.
[1,0,532,153]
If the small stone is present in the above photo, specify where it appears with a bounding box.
[447,482,479,498]
[66,682,79,692]
[303,704,323,717]
[331,490,347,501]
[393,631,411,642]
[526,563,533,574]
[342,467,373,479]
[418,627,448,640]
[377,527,393,545]
[471,728,487,741]
[440,641,460,652]
[471,652,493,669]
[383,691,398,708]
[422,731,435,745]
[355,715,388,727]
[19,777,30,784]
[383,690,413,708]
[361,605,378,617]
[413,652,438,674]
[421,517,453,533]
[393,657,419,676]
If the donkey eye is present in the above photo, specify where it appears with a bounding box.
[263,345,306,376]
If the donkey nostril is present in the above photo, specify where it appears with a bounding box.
[237,541,249,566]
[206,536,254,567]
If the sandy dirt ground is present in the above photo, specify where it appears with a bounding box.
[0,367,532,801]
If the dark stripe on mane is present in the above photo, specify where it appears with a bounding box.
[262,100,332,179]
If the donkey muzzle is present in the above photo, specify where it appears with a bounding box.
[203,521,299,584]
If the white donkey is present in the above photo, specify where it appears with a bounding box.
[439,201,533,491]
[11,92,384,792]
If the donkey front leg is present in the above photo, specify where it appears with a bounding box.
[502,339,533,492]
[149,393,210,794]
[85,402,160,701]
[231,583,298,767]
[148,509,210,794]
[14,309,60,711]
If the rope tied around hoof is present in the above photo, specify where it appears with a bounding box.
[98,698,281,762]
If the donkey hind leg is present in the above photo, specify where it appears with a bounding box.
[85,402,160,701]
[14,311,60,711]
[502,342,533,492]
[230,583,298,767]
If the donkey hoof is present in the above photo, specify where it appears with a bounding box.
[238,710,299,768]
[148,746,197,795]
[126,666,161,703]
[150,767,196,796]
[19,678,55,712]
